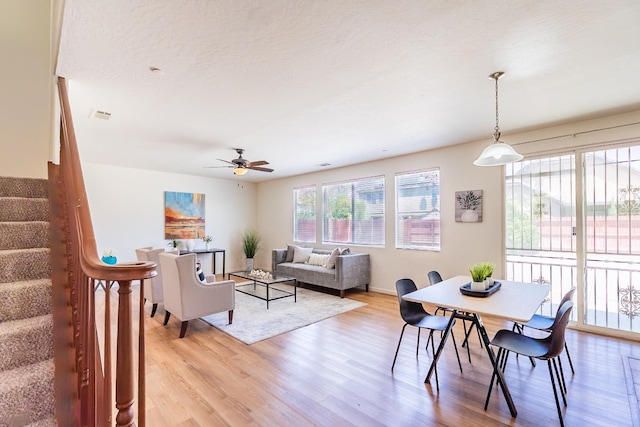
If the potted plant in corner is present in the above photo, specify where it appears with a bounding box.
[241,229,261,271]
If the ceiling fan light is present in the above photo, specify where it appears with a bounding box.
[473,141,524,166]
[233,167,248,176]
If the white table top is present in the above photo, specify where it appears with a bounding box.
[403,275,550,323]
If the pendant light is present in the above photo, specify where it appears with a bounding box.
[473,71,523,166]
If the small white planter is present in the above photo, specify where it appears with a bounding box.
[471,281,486,291]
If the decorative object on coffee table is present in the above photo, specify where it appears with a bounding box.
[241,228,261,271]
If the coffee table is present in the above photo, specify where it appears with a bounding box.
[228,271,297,309]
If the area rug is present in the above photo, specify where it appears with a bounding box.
[200,283,366,344]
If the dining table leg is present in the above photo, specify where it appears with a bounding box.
[424,310,457,385]
[474,314,518,418]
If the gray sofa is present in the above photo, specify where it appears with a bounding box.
[272,248,370,298]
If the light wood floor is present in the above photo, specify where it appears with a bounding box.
[100,283,639,426]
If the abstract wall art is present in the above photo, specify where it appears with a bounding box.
[164,191,205,239]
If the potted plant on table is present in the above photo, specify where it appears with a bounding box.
[241,229,261,271]
[167,239,183,250]
[470,262,493,291]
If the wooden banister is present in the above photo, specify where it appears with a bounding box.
[50,76,156,426]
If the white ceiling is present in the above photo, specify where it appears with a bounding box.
[56,0,640,182]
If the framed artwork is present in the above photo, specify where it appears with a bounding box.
[455,190,483,222]
[164,191,205,239]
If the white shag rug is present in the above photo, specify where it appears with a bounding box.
[200,283,366,344]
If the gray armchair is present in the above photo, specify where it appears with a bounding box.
[158,252,235,338]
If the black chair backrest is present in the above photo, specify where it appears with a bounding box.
[395,278,427,322]
[428,271,443,286]
[559,287,576,308]
[544,301,574,359]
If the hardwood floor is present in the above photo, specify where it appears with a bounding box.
[99,283,638,426]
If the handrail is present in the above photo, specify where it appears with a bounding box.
[50,76,157,426]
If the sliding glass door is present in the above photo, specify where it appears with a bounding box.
[505,144,640,336]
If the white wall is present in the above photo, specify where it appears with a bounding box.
[0,1,53,179]
[83,163,258,273]
[257,109,640,295]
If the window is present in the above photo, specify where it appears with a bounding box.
[395,169,440,250]
[322,176,385,245]
[293,185,316,243]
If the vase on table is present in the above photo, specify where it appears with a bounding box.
[102,256,117,265]
[245,258,254,272]
[205,243,210,251]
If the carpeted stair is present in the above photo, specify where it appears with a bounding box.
[0,177,55,426]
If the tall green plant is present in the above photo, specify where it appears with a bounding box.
[241,229,261,258]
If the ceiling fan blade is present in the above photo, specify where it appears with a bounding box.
[203,165,233,169]
[248,166,274,172]
[248,160,269,167]
[216,158,235,165]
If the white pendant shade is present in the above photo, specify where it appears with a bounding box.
[473,141,524,166]
[474,71,524,167]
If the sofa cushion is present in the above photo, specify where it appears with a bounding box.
[325,247,339,269]
[293,246,313,263]
[307,253,330,266]
[285,244,297,262]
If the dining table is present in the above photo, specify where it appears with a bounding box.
[402,275,550,418]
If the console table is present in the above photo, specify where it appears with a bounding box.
[179,248,226,276]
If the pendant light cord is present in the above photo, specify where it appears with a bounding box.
[493,74,501,141]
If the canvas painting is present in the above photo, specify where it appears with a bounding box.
[455,190,483,222]
[164,191,205,239]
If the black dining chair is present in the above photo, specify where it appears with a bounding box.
[392,278,463,391]
[485,301,574,427]
[512,287,577,376]
[429,270,482,362]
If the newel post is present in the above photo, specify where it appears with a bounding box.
[115,280,135,427]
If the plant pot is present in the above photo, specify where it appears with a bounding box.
[102,256,117,265]
[185,240,194,251]
[461,209,479,222]
[245,258,254,272]
[471,281,485,291]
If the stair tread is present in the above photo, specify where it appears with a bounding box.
[0,314,52,333]
[0,359,55,424]
[0,279,51,322]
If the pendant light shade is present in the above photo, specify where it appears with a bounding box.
[233,167,249,175]
[474,71,523,167]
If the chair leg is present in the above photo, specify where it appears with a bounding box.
[552,358,568,405]
[450,329,463,373]
[547,359,566,427]
[485,347,502,409]
[430,331,439,392]
[557,357,567,395]
[391,324,408,370]
[163,311,171,325]
[228,309,234,324]
[179,320,189,338]
[150,303,158,318]
[416,328,421,356]
[564,343,575,374]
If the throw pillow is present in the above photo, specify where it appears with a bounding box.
[285,244,297,262]
[339,247,351,255]
[196,262,205,281]
[325,247,340,269]
[307,253,330,266]
[293,246,313,263]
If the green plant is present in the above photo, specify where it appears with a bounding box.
[241,229,261,258]
[167,239,182,249]
[330,194,352,219]
[470,262,493,282]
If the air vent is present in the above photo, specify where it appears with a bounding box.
[91,109,112,120]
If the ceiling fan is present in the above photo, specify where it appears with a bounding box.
[204,148,274,175]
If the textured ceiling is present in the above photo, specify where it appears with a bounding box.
[56,0,640,182]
